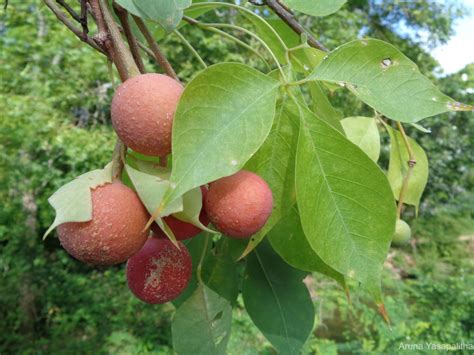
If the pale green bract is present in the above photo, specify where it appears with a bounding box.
[386,125,429,213]
[309,39,472,122]
[43,163,113,239]
[341,116,381,162]
[166,63,280,205]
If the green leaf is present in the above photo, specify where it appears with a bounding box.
[173,236,244,308]
[282,0,346,17]
[240,93,300,257]
[203,238,243,306]
[295,100,396,288]
[130,0,192,32]
[307,81,344,133]
[268,207,346,289]
[386,125,429,213]
[309,39,473,122]
[242,241,314,354]
[43,164,113,238]
[172,283,232,355]
[114,0,144,17]
[167,63,279,205]
[341,116,380,162]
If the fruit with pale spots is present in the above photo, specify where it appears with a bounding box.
[151,186,209,240]
[204,170,273,238]
[392,219,412,245]
[57,182,150,265]
[111,73,183,157]
[126,235,192,304]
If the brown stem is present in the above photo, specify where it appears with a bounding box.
[97,0,140,79]
[111,139,127,181]
[56,0,81,22]
[43,0,107,55]
[262,0,328,52]
[80,0,89,40]
[396,122,417,218]
[132,15,179,81]
[113,3,146,74]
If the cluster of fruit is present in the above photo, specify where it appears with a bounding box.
[56,73,273,304]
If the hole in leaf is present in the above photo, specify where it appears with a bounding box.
[381,58,392,69]
[213,311,223,322]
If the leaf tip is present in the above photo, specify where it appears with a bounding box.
[377,303,392,329]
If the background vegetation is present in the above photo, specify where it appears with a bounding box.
[1,1,472,353]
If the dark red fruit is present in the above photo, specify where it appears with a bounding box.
[204,170,273,238]
[57,181,149,265]
[151,186,209,240]
[126,236,192,304]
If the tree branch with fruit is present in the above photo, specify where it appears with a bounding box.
[43,0,473,353]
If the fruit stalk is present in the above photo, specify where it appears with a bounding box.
[395,122,417,218]
[132,15,179,81]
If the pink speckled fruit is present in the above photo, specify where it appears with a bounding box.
[126,236,192,304]
[57,182,150,265]
[111,73,183,157]
[204,170,273,238]
[151,186,209,240]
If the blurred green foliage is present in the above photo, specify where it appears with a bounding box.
[0,0,472,354]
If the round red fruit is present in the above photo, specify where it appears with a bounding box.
[126,236,192,304]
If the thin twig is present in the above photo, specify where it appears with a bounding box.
[132,15,179,81]
[263,0,329,52]
[43,0,107,55]
[196,234,210,284]
[80,0,89,40]
[396,122,417,218]
[182,16,270,69]
[113,3,146,74]
[173,29,207,68]
[56,0,81,22]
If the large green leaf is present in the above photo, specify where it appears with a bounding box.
[309,39,473,122]
[240,94,300,257]
[341,116,380,162]
[242,241,314,354]
[268,206,346,289]
[166,63,279,205]
[386,125,429,213]
[172,283,232,355]
[43,163,113,238]
[282,0,346,17]
[203,238,243,306]
[295,100,396,288]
